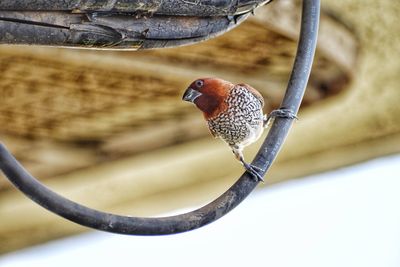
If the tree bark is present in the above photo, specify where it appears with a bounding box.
[0,0,273,49]
[0,0,272,16]
[0,11,249,49]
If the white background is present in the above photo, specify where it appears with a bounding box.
[1,154,400,267]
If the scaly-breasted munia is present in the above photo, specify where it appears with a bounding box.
[182,77,273,181]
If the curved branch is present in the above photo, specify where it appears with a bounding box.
[0,0,275,49]
[0,12,249,49]
[0,0,273,16]
[0,0,320,235]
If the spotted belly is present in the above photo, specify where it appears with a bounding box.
[208,113,263,145]
[206,84,265,147]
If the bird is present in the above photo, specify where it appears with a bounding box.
[182,77,296,181]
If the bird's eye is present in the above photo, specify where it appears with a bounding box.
[195,80,204,88]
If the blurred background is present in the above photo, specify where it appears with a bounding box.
[0,0,399,265]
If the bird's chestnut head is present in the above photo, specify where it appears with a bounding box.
[182,78,233,119]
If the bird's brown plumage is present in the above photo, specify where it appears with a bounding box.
[182,77,267,181]
[186,78,232,120]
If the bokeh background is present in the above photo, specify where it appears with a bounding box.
[0,0,399,265]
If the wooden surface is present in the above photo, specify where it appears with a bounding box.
[2,0,398,254]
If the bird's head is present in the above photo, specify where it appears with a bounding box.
[182,78,233,119]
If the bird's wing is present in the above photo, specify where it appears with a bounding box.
[237,83,265,107]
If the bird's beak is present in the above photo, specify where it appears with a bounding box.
[182,88,202,103]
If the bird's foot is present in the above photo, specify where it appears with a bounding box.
[243,162,264,182]
[264,108,298,127]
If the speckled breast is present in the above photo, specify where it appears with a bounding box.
[207,85,264,146]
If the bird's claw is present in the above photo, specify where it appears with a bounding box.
[268,108,298,120]
[243,163,264,182]
[264,108,298,127]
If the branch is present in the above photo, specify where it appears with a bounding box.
[0,0,320,235]
[0,12,249,49]
[0,0,273,16]
[0,0,274,49]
